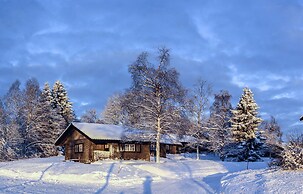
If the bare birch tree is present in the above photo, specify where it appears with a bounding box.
[81,109,99,123]
[126,48,186,163]
[208,90,233,155]
[186,79,212,160]
[101,93,127,125]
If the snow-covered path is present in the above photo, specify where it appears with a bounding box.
[0,154,300,194]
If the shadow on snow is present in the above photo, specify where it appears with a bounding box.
[0,162,55,191]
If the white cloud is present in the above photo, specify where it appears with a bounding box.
[272,92,296,100]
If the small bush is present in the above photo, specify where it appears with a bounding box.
[279,134,303,170]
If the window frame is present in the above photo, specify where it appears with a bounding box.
[121,144,139,152]
[74,143,84,153]
[78,143,83,153]
[166,145,170,151]
[104,144,109,151]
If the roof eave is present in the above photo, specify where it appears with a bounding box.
[54,123,73,146]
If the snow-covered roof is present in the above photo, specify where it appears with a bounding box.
[122,129,182,145]
[72,122,125,140]
[56,122,185,145]
[122,129,155,142]
[179,135,198,143]
[161,134,182,145]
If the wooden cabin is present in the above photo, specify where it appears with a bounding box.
[122,129,182,158]
[55,122,183,163]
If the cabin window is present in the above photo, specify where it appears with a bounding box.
[120,144,140,152]
[104,144,109,151]
[79,144,83,152]
[119,144,124,151]
[123,144,135,152]
[166,145,170,151]
[125,144,135,152]
[74,143,84,153]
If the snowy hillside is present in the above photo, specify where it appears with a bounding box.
[0,154,301,193]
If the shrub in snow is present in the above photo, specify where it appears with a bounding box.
[279,134,303,170]
[258,116,283,158]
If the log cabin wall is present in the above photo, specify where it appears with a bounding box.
[169,145,178,154]
[92,142,120,161]
[149,143,167,158]
[120,143,150,161]
[62,126,92,163]
[160,144,167,157]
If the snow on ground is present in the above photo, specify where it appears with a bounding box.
[222,168,303,194]
[0,154,302,194]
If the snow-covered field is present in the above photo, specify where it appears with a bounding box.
[0,154,302,194]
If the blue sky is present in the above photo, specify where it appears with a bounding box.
[1,0,303,135]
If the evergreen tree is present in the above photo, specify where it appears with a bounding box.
[52,81,74,125]
[226,87,262,162]
[231,87,262,142]
[30,83,65,157]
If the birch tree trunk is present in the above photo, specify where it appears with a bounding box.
[156,117,161,163]
[196,145,199,160]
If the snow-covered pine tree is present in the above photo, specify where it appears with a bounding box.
[30,83,65,157]
[208,90,232,155]
[52,81,74,125]
[231,87,262,142]
[229,87,262,161]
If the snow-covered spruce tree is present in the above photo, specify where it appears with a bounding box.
[29,83,66,157]
[126,48,186,163]
[280,133,303,170]
[229,87,262,161]
[208,90,233,156]
[52,81,74,125]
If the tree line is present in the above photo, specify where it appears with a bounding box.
[1,48,300,170]
[94,48,283,164]
[0,79,74,161]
